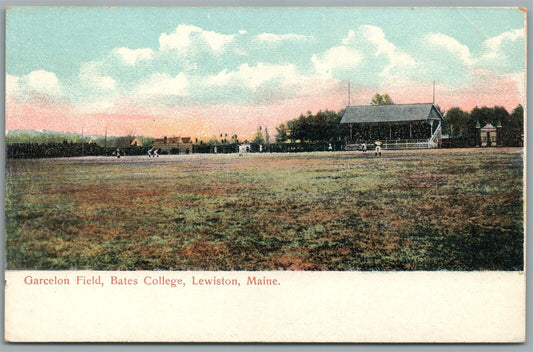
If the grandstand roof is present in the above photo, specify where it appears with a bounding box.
[340,103,443,124]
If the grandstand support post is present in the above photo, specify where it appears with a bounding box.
[476,121,481,147]
[349,123,353,141]
[389,124,392,139]
[497,120,502,146]
[409,124,412,138]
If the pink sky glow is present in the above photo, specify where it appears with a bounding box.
[6,76,524,141]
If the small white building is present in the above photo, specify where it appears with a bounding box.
[239,143,251,154]
[480,123,498,147]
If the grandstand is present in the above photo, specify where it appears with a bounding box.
[340,103,444,150]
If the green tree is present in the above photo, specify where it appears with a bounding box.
[311,110,338,142]
[506,104,524,145]
[6,130,84,144]
[444,107,470,138]
[509,105,524,131]
[280,110,341,143]
[335,108,350,141]
[470,106,509,128]
[252,126,265,144]
[370,93,393,105]
[290,114,309,142]
[275,123,288,142]
[264,127,270,144]
[286,119,297,142]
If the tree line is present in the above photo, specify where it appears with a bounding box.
[272,93,523,147]
[275,110,349,143]
[443,105,523,146]
[6,131,155,148]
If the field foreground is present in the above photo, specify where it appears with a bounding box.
[5,148,524,271]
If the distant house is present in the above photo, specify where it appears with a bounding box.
[129,138,143,147]
[153,136,194,154]
[340,103,444,149]
[115,137,143,148]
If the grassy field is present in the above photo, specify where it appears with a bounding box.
[5,148,524,271]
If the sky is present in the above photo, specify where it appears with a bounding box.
[5,7,526,139]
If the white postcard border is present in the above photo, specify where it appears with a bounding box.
[4,270,526,342]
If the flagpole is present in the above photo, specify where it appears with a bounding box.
[348,81,351,106]
[433,81,435,104]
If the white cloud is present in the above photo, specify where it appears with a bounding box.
[159,24,235,54]
[5,70,63,99]
[235,48,248,56]
[254,33,312,43]
[159,25,197,51]
[426,32,473,65]
[480,28,525,64]
[6,74,20,95]
[205,63,307,91]
[241,63,295,90]
[26,70,60,92]
[79,62,116,90]
[484,28,524,52]
[506,71,526,101]
[359,25,416,75]
[205,69,232,86]
[5,70,63,98]
[315,26,415,80]
[341,30,355,45]
[312,46,363,78]
[239,29,247,35]
[76,98,117,114]
[113,47,154,66]
[426,29,524,74]
[136,72,188,96]
[202,30,235,53]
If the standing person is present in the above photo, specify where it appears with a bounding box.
[362,142,367,152]
[374,140,382,157]
[328,143,333,151]
[148,149,153,157]
[154,148,159,157]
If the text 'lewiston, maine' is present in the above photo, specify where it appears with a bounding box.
[22,275,281,288]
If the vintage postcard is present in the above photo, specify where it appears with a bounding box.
[4,7,526,342]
